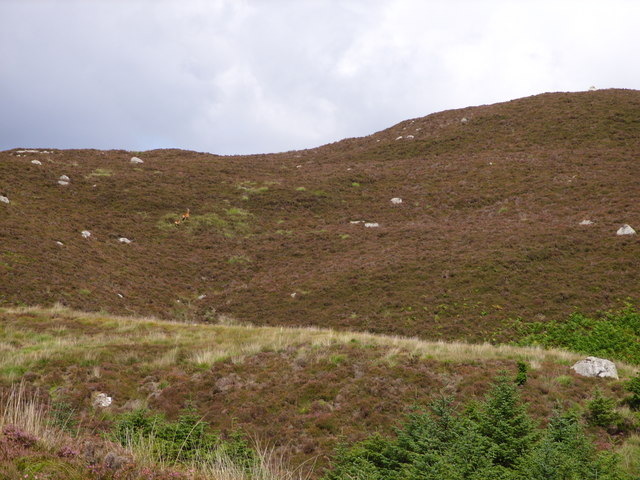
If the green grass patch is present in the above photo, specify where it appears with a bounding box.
[87,168,113,177]
[517,305,640,364]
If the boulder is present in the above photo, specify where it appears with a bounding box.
[31,160,42,165]
[616,224,636,236]
[81,230,91,239]
[579,219,594,225]
[59,175,70,181]
[118,237,132,244]
[364,222,380,228]
[0,196,9,204]
[130,157,144,164]
[92,392,112,408]
[390,197,403,204]
[571,356,618,379]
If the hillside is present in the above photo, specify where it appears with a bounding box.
[0,306,638,478]
[1,89,639,343]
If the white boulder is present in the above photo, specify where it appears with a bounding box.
[92,392,112,408]
[579,220,594,226]
[364,222,380,228]
[81,230,91,239]
[130,157,144,164]
[0,196,9,204]
[571,356,618,379]
[58,181,69,186]
[31,160,42,165]
[461,117,468,124]
[395,136,403,141]
[616,224,636,236]
[118,237,132,244]
[55,241,64,246]
[390,197,403,205]
[59,175,70,181]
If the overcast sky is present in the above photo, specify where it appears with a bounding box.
[1,0,639,155]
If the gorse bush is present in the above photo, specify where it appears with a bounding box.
[517,305,640,365]
[323,375,628,480]
[113,407,255,467]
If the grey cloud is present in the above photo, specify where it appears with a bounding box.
[1,0,639,155]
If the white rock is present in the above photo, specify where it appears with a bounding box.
[0,196,9,204]
[59,175,70,181]
[56,241,64,246]
[349,220,364,224]
[395,136,403,141]
[461,117,468,124]
[58,181,69,186]
[92,392,112,408]
[579,220,594,226]
[31,160,42,165]
[390,197,403,204]
[118,237,132,244]
[364,222,380,228]
[296,165,302,168]
[405,135,415,139]
[117,293,124,298]
[571,356,618,379]
[130,156,144,164]
[290,292,297,298]
[197,294,207,300]
[81,230,91,239]
[617,224,636,235]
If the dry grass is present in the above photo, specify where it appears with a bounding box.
[3,305,636,380]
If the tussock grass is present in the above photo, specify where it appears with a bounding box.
[3,305,634,378]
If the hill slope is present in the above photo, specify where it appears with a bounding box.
[1,89,639,341]
[1,306,636,476]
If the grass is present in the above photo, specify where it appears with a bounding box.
[0,382,311,479]
[1,305,639,477]
[1,305,636,374]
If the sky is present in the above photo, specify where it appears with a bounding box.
[1,0,639,155]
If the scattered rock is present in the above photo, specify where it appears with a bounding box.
[461,117,468,124]
[579,219,594,226]
[0,196,9,204]
[92,392,113,408]
[117,293,124,298]
[390,197,403,205]
[290,292,297,298]
[349,220,364,224]
[395,136,403,141]
[31,160,42,165]
[117,237,132,244]
[364,222,380,228]
[81,230,91,239]
[571,356,618,379]
[197,294,207,300]
[59,175,70,181]
[616,224,636,236]
[130,157,144,164]
[58,180,69,186]
[56,241,64,246]
[104,451,129,470]
[405,135,415,139]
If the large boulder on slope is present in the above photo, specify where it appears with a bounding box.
[571,356,618,379]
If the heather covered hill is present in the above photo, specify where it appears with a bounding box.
[1,89,639,341]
